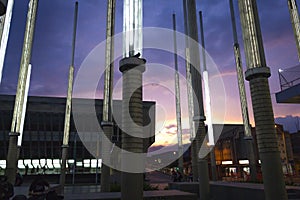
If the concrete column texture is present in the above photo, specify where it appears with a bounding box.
[210,146,217,181]
[195,120,210,200]
[6,132,19,184]
[238,0,287,199]
[100,122,113,192]
[59,145,68,192]
[190,139,198,181]
[246,138,257,182]
[119,56,146,200]
[246,70,287,200]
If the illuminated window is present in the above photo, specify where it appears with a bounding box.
[222,161,233,165]
[83,159,90,168]
[0,160,6,169]
[53,159,61,168]
[239,160,249,165]
[18,160,25,169]
[91,159,101,168]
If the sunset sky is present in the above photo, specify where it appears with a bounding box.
[0,0,299,147]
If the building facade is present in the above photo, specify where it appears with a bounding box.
[211,124,294,181]
[0,95,155,175]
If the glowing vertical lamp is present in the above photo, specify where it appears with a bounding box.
[123,0,142,57]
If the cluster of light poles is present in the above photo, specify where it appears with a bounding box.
[1,1,299,200]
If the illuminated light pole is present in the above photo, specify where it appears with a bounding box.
[5,0,38,184]
[0,0,14,84]
[183,0,197,181]
[121,0,145,199]
[123,0,142,57]
[185,48,198,180]
[185,51,196,143]
[287,0,300,62]
[101,0,116,192]
[184,0,210,199]
[172,13,183,174]
[238,0,288,199]
[15,63,31,172]
[229,0,257,182]
[199,11,217,181]
[59,1,78,193]
[17,63,31,148]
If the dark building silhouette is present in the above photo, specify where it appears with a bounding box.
[0,95,155,174]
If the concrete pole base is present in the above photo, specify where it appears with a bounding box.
[100,122,113,192]
[121,172,143,199]
[191,139,199,181]
[119,56,146,200]
[245,139,257,182]
[59,145,69,194]
[199,159,210,200]
[5,132,20,184]
[246,70,287,200]
[210,147,217,181]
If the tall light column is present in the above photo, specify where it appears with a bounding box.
[59,1,78,193]
[0,0,14,84]
[101,0,116,192]
[229,0,257,182]
[17,63,31,148]
[5,0,38,184]
[123,0,142,57]
[121,0,144,199]
[183,0,197,181]
[172,13,183,174]
[238,0,287,199]
[287,0,300,62]
[185,0,210,199]
[199,11,217,181]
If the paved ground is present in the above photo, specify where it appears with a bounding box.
[145,170,172,190]
[146,171,172,183]
[14,185,197,200]
[13,172,300,199]
[64,190,197,200]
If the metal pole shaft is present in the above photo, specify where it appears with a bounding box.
[101,0,116,192]
[229,0,251,138]
[183,0,198,182]
[185,1,209,199]
[183,1,196,181]
[0,0,14,84]
[60,1,78,192]
[199,11,217,181]
[172,13,183,174]
[70,2,78,67]
[199,12,206,72]
[229,0,257,181]
[103,0,116,123]
[287,0,300,62]
[72,133,77,185]
[238,0,287,199]
[5,0,38,184]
